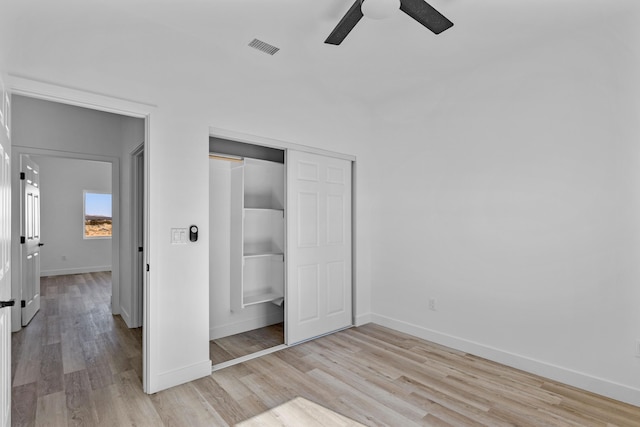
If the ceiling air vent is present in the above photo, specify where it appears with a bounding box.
[248,38,280,56]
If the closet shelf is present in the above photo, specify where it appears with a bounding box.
[231,157,286,312]
[243,252,284,260]
[243,291,284,307]
[244,207,284,213]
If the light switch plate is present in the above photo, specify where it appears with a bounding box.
[170,228,188,244]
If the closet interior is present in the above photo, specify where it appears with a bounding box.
[209,139,286,366]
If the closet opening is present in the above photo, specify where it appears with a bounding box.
[209,138,286,368]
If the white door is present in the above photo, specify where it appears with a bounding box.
[20,156,41,326]
[132,146,144,328]
[0,96,13,426]
[286,150,352,344]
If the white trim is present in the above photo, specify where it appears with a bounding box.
[354,313,372,327]
[4,94,10,139]
[151,360,212,393]
[8,147,117,163]
[8,76,153,394]
[142,114,151,394]
[209,313,284,340]
[371,313,640,407]
[40,266,112,277]
[212,344,288,372]
[351,161,359,329]
[11,147,121,320]
[8,74,154,118]
[129,143,144,329]
[209,127,356,162]
[119,305,132,328]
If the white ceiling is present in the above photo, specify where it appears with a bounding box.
[1,0,637,106]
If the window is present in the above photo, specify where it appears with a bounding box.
[84,191,112,238]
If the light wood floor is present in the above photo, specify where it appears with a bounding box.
[12,273,640,426]
[11,272,143,426]
[210,323,284,365]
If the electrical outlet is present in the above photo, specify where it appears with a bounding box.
[635,340,640,358]
[428,297,437,311]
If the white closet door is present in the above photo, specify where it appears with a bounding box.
[286,150,352,344]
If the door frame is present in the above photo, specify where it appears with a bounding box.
[11,147,120,331]
[208,127,358,354]
[8,75,153,392]
[130,143,144,328]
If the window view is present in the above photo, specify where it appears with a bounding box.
[84,191,112,238]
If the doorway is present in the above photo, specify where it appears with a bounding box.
[30,156,113,279]
[9,94,147,389]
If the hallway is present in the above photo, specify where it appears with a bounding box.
[11,272,142,425]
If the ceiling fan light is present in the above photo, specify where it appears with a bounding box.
[361,0,400,20]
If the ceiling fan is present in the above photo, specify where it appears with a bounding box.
[325,0,453,45]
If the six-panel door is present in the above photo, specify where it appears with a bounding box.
[286,150,352,344]
[20,155,41,327]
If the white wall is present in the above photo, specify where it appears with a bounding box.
[32,156,111,276]
[12,96,128,157]
[368,14,640,405]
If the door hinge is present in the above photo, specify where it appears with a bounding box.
[20,236,25,244]
[138,247,143,252]
[0,300,15,309]
[19,172,25,180]
[146,264,150,272]
[21,300,26,308]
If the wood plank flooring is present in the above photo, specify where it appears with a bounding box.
[210,323,284,365]
[12,272,640,426]
[12,272,143,426]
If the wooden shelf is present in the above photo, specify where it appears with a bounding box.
[243,291,284,307]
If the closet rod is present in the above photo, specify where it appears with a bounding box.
[209,153,244,163]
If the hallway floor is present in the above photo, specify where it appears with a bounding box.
[11,272,142,425]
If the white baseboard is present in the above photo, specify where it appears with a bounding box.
[371,313,640,407]
[120,306,132,328]
[210,312,284,340]
[354,312,372,327]
[41,266,112,277]
[149,359,212,394]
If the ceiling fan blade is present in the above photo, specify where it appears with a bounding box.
[325,0,364,45]
[399,0,453,34]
